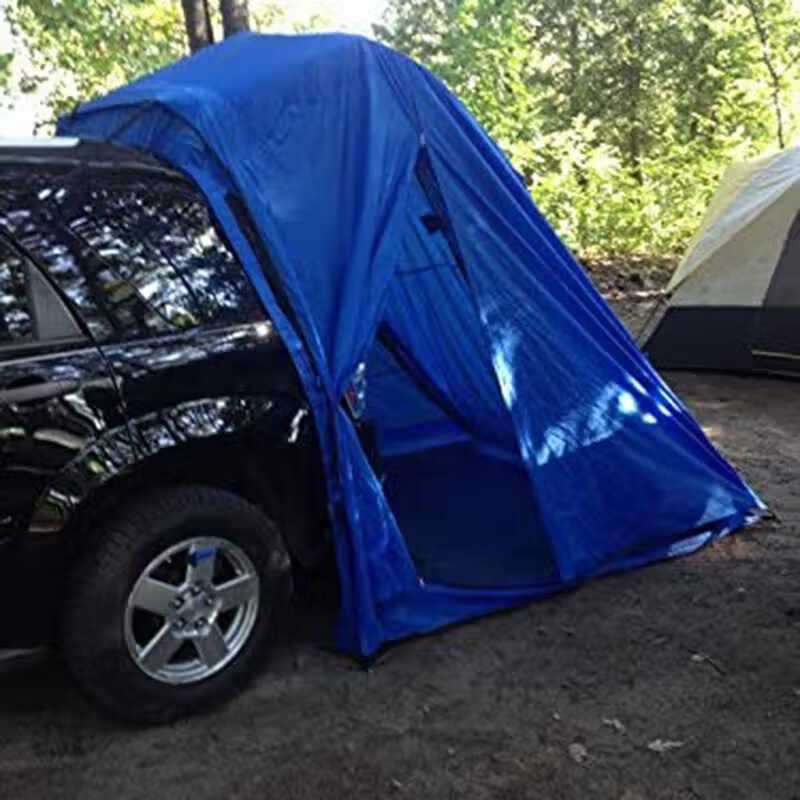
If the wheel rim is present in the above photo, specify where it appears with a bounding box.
[124,536,260,685]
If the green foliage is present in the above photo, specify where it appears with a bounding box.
[4,0,339,131]
[0,52,13,90]
[250,1,335,33]
[8,0,185,124]
[4,0,800,258]
[377,0,800,256]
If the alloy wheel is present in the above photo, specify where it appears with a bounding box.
[123,536,260,684]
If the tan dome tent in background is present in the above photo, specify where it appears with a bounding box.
[644,146,800,375]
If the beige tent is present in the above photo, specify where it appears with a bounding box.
[645,146,800,375]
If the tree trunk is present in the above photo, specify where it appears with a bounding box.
[743,0,786,149]
[220,0,250,38]
[181,0,213,54]
[624,18,644,185]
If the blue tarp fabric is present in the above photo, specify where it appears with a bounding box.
[58,33,763,656]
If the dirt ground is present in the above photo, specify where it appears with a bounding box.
[1,280,799,799]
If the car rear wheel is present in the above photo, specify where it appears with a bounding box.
[62,486,292,723]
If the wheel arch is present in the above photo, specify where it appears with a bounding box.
[31,394,329,569]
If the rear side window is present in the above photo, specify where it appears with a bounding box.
[0,167,264,343]
[0,238,32,344]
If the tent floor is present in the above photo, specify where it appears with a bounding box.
[382,441,558,588]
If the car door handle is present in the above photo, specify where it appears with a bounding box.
[0,379,81,404]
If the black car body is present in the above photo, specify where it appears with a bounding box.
[0,138,332,717]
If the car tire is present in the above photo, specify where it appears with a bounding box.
[61,485,292,723]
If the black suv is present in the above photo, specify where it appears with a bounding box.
[0,137,331,721]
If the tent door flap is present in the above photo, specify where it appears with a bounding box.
[750,211,800,370]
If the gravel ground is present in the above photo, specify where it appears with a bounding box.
[1,287,798,799]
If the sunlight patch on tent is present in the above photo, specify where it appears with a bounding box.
[627,375,647,395]
[536,382,628,466]
[657,402,673,418]
[617,391,637,415]
[491,327,519,408]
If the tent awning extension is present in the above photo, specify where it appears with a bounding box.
[59,33,763,656]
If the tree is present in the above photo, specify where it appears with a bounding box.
[180,1,250,54]
[221,0,250,38]
[740,0,799,149]
[6,0,800,260]
[7,0,185,125]
[376,0,800,256]
[6,0,255,126]
[2,0,325,133]
[181,0,214,53]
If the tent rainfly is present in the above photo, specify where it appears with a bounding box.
[59,33,763,657]
[646,146,800,375]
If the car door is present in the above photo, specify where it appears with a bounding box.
[0,233,125,542]
[0,225,128,644]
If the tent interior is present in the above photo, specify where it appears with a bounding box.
[363,164,558,589]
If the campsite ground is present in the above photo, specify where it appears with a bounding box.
[1,267,798,799]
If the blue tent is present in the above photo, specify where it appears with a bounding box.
[58,33,763,656]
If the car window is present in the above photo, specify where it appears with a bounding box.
[0,167,264,344]
[0,237,33,344]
